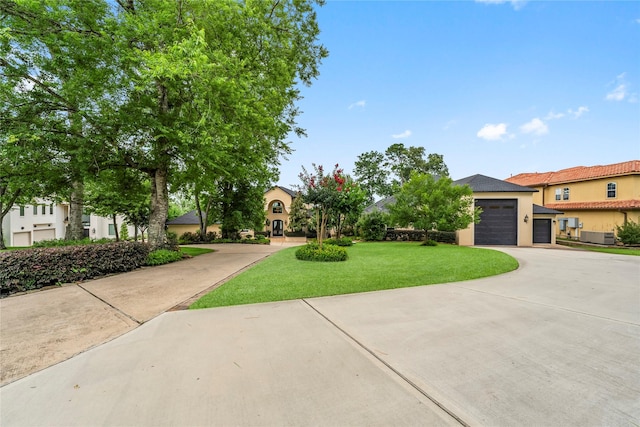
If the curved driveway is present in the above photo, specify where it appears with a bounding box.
[1,246,639,426]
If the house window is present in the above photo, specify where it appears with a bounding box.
[19,206,25,216]
[41,205,46,215]
[108,224,116,236]
[272,202,283,214]
[607,182,617,198]
[562,187,570,200]
[50,204,54,214]
[555,189,561,201]
[33,205,38,215]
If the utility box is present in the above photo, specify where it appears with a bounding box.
[580,231,615,245]
[567,217,580,228]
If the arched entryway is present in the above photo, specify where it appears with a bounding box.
[272,219,284,237]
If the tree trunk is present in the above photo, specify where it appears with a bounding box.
[112,213,120,241]
[147,167,169,250]
[65,180,85,240]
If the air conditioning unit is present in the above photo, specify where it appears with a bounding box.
[580,231,615,245]
[567,217,579,228]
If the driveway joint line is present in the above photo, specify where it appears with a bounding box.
[301,298,469,427]
[451,284,640,326]
[76,284,142,325]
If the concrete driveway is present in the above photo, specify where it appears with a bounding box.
[1,246,639,426]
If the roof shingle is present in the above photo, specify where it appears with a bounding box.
[454,174,537,193]
[506,160,640,186]
[544,200,640,210]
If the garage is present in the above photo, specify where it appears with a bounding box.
[475,199,518,245]
[533,219,552,244]
[12,231,31,247]
[33,228,55,242]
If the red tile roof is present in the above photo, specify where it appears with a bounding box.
[545,200,640,210]
[506,160,640,186]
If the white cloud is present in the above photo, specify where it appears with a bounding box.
[475,0,527,10]
[477,123,508,141]
[391,130,412,139]
[443,119,457,130]
[568,106,589,118]
[544,111,565,120]
[520,118,548,135]
[605,73,633,102]
[348,100,366,110]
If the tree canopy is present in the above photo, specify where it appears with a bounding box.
[1,0,327,249]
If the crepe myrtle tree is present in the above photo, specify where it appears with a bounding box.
[388,173,480,242]
[298,164,355,249]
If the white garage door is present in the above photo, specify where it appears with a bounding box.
[33,229,56,242]
[13,232,31,247]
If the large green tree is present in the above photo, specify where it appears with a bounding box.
[2,0,327,250]
[354,143,449,202]
[388,173,479,240]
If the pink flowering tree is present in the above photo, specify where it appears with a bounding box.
[298,163,349,249]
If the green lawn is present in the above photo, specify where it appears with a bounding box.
[190,242,519,309]
[179,246,215,257]
[579,246,640,256]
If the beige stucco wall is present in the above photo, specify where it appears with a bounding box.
[264,187,294,235]
[534,175,638,206]
[456,192,534,247]
[556,210,640,238]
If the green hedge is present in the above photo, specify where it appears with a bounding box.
[178,231,270,245]
[0,241,149,296]
[385,229,456,244]
[295,242,348,262]
[146,249,184,266]
[323,237,354,247]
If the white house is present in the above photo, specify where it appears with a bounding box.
[1,199,135,247]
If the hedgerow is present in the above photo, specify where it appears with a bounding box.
[295,242,348,262]
[0,242,149,296]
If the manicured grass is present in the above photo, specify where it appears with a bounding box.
[580,246,640,256]
[179,246,215,256]
[190,242,519,309]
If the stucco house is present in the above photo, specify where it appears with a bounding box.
[505,161,640,241]
[1,200,134,247]
[263,186,299,238]
[165,211,221,237]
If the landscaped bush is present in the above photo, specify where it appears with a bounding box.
[284,230,306,237]
[324,237,354,246]
[145,249,184,266]
[421,239,438,246]
[0,241,149,296]
[178,231,269,245]
[357,211,388,241]
[385,229,456,244]
[616,220,640,245]
[32,237,114,248]
[295,242,348,262]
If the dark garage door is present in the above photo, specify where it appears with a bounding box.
[533,219,552,244]
[475,199,517,245]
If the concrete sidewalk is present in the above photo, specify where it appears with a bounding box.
[0,243,296,386]
[1,246,639,426]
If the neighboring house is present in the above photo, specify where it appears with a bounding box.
[366,174,562,246]
[264,186,298,237]
[165,211,221,236]
[505,161,640,240]
[1,200,134,247]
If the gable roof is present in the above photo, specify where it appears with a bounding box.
[166,210,201,225]
[364,196,396,214]
[268,186,298,198]
[533,204,563,215]
[454,174,537,193]
[506,160,640,187]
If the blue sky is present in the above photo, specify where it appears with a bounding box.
[276,0,640,189]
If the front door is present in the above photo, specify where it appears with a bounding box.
[272,220,284,237]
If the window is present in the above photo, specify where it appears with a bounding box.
[555,189,561,201]
[108,224,116,236]
[41,205,46,215]
[49,204,54,214]
[563,187,570,200]
[19,206,25,216]
[607,182,617,198]
[272,202,283,214]
[33,205,38,215]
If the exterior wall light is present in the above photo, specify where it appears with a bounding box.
[524,214,529,223]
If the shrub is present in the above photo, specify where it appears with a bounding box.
[0,242,149,296]
[32,238,114,248]
[145,249,183,266]
[384,229,456,244]
[421,239,438,246]
[120,223,130,240]
[324,237,354,247]
[295,242,348,262]
[616,220,640,245]
[178,231,198,244]
[357,211,388,241]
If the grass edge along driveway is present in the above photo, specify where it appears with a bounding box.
[191,242,518,309]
